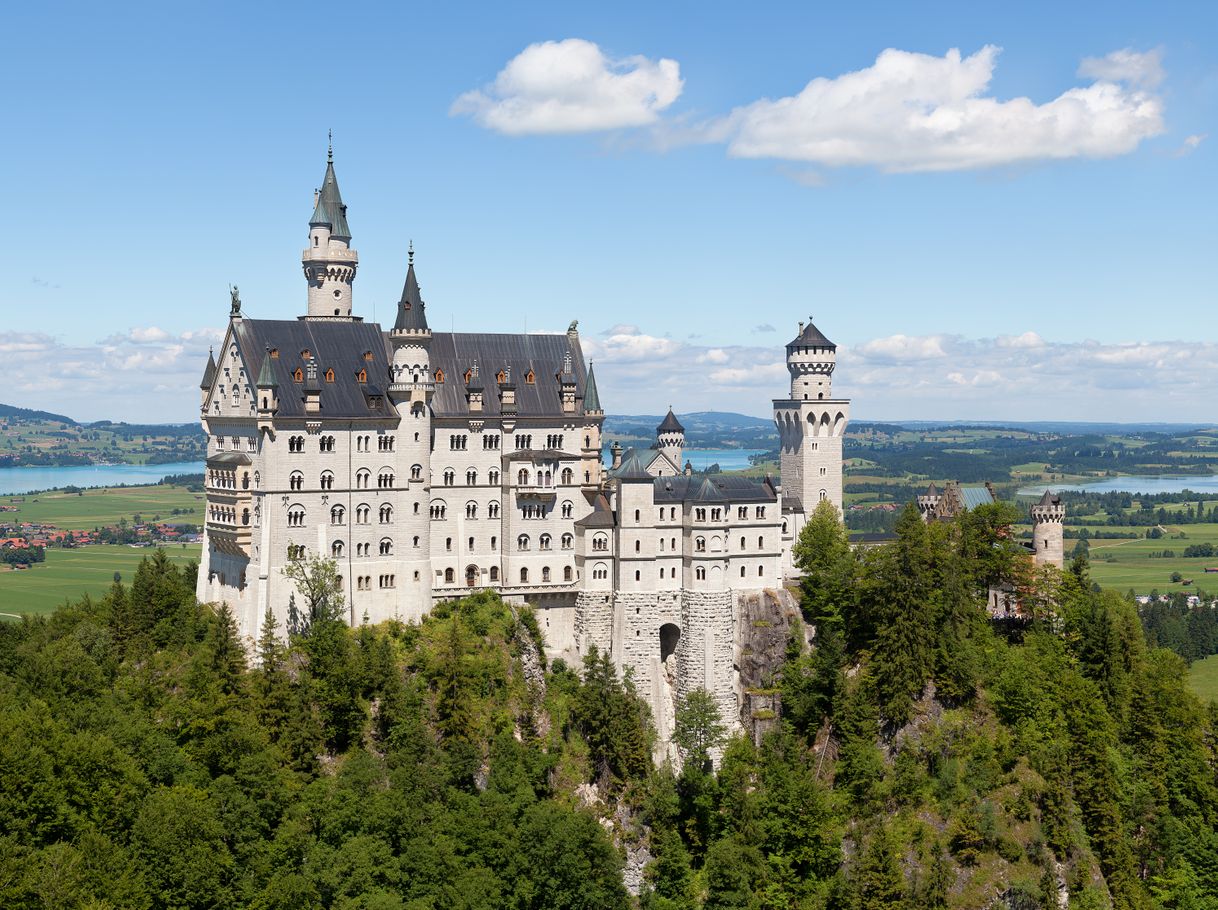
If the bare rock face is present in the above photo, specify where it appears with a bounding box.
[736,587,800,742]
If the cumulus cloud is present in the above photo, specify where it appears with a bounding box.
[855,334,948,361]
[699,46,1165,172]
[2,326,223,422]
[451,38,682,135]
[1175,133,1205,157]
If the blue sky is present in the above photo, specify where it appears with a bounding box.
[4,1,1215,423]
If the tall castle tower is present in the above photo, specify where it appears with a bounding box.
[1031,490,1065,569]
[388,246,435,612]
[773,318,850,533]
[302,139,358,320]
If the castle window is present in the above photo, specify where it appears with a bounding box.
[635,570,641,581]
[379,538,393,556]
[635,540,641,553]
[289,471,303,491]
[287,506,305,527]
[489,469,500,485]
[497,370,506,384]
[593,534,608,551]
[357,369,367,383]
[564,566,573,582]
[490,566,500,582]
[320,471,334,490]
[466,502,477,519]
[819,490,827,502]
[413,536,419,547]
[430,501,447,520]
[467,469,477,485]
[561,533,573,550]
[379,504,393,524]
[378,471,395,489]
[540,534,551,551]
[293,368,303,383]
[739,507,748,520]
[525,370,535,384]
[741,566,746,578]
[464,368,473,384]
[562,501,573,519]
[411,464,422,480]
[542,566,551,583]
[518,534,530,551]
[759,565,764,576]
[491,535,497,551]
[443,469,455,486]
[696,567,706,580]
[356,469,370,488]
[445,568,455,584]
[695,537,706,552]
[332,540,344,557]
[355,504,369,524]
[300,349,311,360]
[331,505,345,525]
[445,537,452,552]
[517,468,530,486]
[434,368,444,383]
[561,467,573,484]
[324,368,335,383]
[757,506,766,519]
[521,567,529,584]
[740,536,746,549]
[758,535,764,549]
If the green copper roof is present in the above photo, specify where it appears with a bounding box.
[583,363,601,411]
[255,348,277,388]
[393,260,429,332]
[309,156,351,241]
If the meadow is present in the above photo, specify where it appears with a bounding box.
[2,484,202,529]
[0,544,201,616]
[1187,653,1218,705]
[1074,522,1218,593]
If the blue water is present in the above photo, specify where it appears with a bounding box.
[0,461,205,496]
[1018,475,1218,496]
[602,447,767,472]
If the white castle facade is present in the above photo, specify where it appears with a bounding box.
[197,150,849,742]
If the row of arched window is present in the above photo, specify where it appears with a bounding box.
[515,533,573,551]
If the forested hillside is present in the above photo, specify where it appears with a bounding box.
[1,505,1217,909]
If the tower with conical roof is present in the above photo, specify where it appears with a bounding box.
[773,317,851,545]
[581,362,605,489]
[388,244,435,613]
[655,408,685,473]
[302,137,359,320]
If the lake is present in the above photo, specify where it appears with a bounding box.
[602,447,767,472]
[0,461,205,496]
[1018,475,1218,496]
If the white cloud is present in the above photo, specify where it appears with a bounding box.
[452,38,682,135]
[1175,134,1205,157]
[1078,47,1164,89]
[855,334,948,360]
[1,326,222,422]
[996,331,1045,349]
[701,46,1165,172]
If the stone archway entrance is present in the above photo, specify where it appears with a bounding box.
[659,623,680,664]
[466,565,478,587]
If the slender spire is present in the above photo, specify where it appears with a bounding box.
[200,348,217,390]
[393,248,429,332]
[327,129,333,162]
[583,362,602,412]
[309,140,351,241]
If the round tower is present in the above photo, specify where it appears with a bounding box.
[302,138,359,319]
[1031,491,1065,569]
[388,245,434,614]
[655,407,684,474]
[787,318,837,401]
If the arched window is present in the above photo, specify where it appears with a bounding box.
[331,505,345,525]
[525,370,535,384]
[758,535,764,549]
[593,534,608,551]
[542,566,551,582]
[488,469,500,485]
[241,507,249,525]
[466,469,477,485]
[696,537,706,552]
[635,540,641,553]
[320,471,334,490]
[696,566,706,580]
[635,570,641,581]
[561,468,573,485]
[357,369,367,383]
[490,566,499,582]
[540,534,551,551]
[332,540,344,557]
[356,469,370,489]
[561,533,573,550]
[411,464,422,480]
[378,471,395,489]
[466,502,477,519]
[561,500,573,519]
[289,471,303,491]
[355,504,369,524]
[445,567,455,584]
[293,368,303,382]
[379,504,393,524]
[443,469,455,486]
[288,506,305,527]
[488,501,500,518]
[759,565,764,576]
[517,534,530,551]
[520,567,529,583]
[380,538,393,556]
[517,468,529,486]
[430,500,447,520]
[563,566,573,582]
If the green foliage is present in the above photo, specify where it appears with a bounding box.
[673,688,727,770]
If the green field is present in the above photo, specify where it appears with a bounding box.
[2,484,202,530]
[1076,523,1218,592]
[1187,654,1218,704]
[0,544,201,616]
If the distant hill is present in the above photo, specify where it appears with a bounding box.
[0,403,77,425]
[605,411,776,449]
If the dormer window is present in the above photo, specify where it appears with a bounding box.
[357,369,367,383]
[324,368,335,383]
[435,368,445,383]
[464,368,473,384]
[363,350,374,361]
[293,368,303,383]
[525,370,535,384]
[496,370,507,384]
[269,348,279,359]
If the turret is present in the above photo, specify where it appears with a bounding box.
[255,346,279,434]
[1031,490,1065,569]
[200,348,217,408]
[581,362,605,489]
[656,407,685,473]
[786,317,837,401]
[302,137,358,320]
[388,244,433,395]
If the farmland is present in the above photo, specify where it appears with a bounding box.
[0,544,201,616]
[2,484,203,530]
[1187,653,1218,704]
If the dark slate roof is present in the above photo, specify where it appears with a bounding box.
[611,450,653,481]
[583,363,602,411]
[788,320,836,350]
[429,332,591,420]
[924,482,938,496]
[200,350,217,390]
[232,318,397,419]
[1037,490,1061,507]
[393,260,429,332]
[207,452,252,466]
[656,408,684,434]
[309,156,351,241]
[653,474,777,505]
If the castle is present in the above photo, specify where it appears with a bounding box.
[197,148,849,746]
